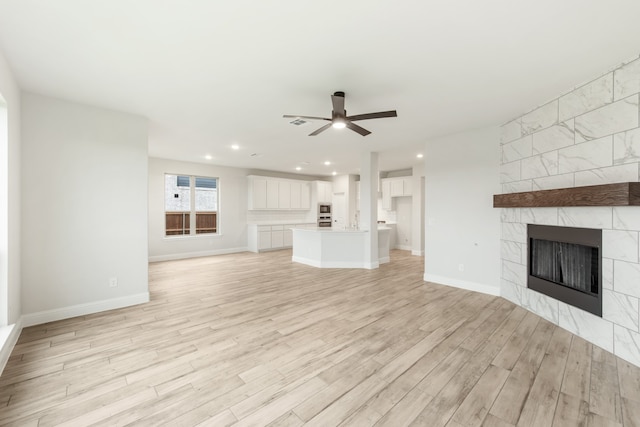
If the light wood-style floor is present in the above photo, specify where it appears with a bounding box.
[1,250,639,426]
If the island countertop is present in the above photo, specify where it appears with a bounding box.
[291,227,390,269]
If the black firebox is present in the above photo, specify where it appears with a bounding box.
[527,224,602,317]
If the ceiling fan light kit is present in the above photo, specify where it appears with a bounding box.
[284,91,397,136]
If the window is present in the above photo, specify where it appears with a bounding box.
[165,174,218,236]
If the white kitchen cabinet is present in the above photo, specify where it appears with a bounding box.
[266,180,279,209]
[248,176,312,210]
[283,225,294,247]
[381,177,412,210]
[257,225,272,251]
[382,180,392,210]
[315,181,333,204]
[271,225,284,248]
[250,177,267,209]
[402,177,412,196]
[390,179,404,197]
[249,224,312,252]
[290,182,301,209]
[301,183,311,209]
[278,181,291,209]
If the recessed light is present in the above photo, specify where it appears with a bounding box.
[205,155,212,160]
[332,171,337,176]
[324,161,331,166]
[417,153,424,158]
[231,144,240,150]
[295,167,301,171]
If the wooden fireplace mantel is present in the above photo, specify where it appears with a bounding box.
[493,182,640,208]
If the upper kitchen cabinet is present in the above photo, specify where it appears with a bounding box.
[388,177,412,197]
[381,176,412,210]
[382,176,412,197]
[247,175,311,210]
[314,181,333,204]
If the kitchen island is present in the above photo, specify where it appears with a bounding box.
[291,227,390,269]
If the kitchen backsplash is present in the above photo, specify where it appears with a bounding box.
[246,210,316,224]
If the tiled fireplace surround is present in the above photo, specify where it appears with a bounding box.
[499,56,640,367]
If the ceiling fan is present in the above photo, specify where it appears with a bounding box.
[283,91,397,136]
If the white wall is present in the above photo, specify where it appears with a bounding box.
[21,93,149,325]
[412,164,425,255]
[424,126,501,295]
[0,50,20,327]
[149,157,250,261]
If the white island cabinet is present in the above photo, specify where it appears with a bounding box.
[292,227,391,269]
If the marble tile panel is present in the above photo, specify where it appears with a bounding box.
[532,121,575,154]
[502,135,533,163]
[520,207,558,225]
[574,163,639,187]
[558,136,613,174]
[501,279,525,306]
[603,229,639,262]
[500,161,520,183]
[523,289,559,324]
[501,119,522,144]
[559,73,613,122]
[502,222,527,243]
[532,173,575,191]
[613,127,640,165]
[500,208,520,223]
[614,57,640,101]
[502,260,527,287]
[603,289,639,332]
[501,240,522,264]
[574,95,639,142]
[559,301,614,353]
[614,325,640,367]
[613,206,640,231]
[613,260,640,298]
[558,207,612,229]
[521,243,528,265]
[521,151,558,180]
[502,181,532,194]
[522,100,558,135]
[603,257,613,290]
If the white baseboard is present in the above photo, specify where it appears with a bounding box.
[21,293,150,327]
[423,273,501,296]
[0,318,23,375]
[149,247,249,263]
[395,245,412,251]
[292,256,380,270]
[379,256,390,264]
[411,250,424,256]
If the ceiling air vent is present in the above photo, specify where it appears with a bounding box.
[289,118,308,126]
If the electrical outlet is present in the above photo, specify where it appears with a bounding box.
[109,277,118,287]
[458,264,464,272]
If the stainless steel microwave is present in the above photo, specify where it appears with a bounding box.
[318,203,331,214]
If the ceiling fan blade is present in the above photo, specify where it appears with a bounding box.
[346,110,398,122]
[309,123,332,136]
[331,92,345,116]
[283,114,331,121]
[346,121,371,136]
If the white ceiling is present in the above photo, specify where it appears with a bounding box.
[1,1,640,176]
